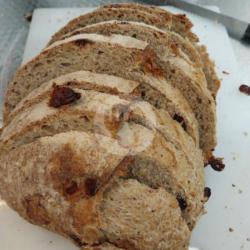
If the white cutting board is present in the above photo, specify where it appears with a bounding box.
[1,6,250,250]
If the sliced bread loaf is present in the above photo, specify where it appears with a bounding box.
[0,3,219,249]
[0,131,191,249]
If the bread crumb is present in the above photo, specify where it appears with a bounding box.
[222,70,230,75]
[232,184,236,187]
[229,227,234,232]
[207,156,225,171]
[239,84,250,95]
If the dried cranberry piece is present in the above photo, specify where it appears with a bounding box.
[85,178,97,197]
[65,181,78,195]
[176,193,187,210]
[49,85,81,108]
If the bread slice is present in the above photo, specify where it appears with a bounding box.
[48,7,173,45]
[5,35,199,146]
[1,86,204,228]
[0,131,191,249]
[100,3,198,42]
[48,4,197,46]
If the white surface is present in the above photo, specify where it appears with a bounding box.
[1,6,250,250]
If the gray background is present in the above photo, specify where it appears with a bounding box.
[0,0,249,97]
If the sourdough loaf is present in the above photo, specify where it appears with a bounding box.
[0,3,221,249]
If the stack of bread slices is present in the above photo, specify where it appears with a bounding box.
[0,3,220,250]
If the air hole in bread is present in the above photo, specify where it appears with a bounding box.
[173,113,187,131]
